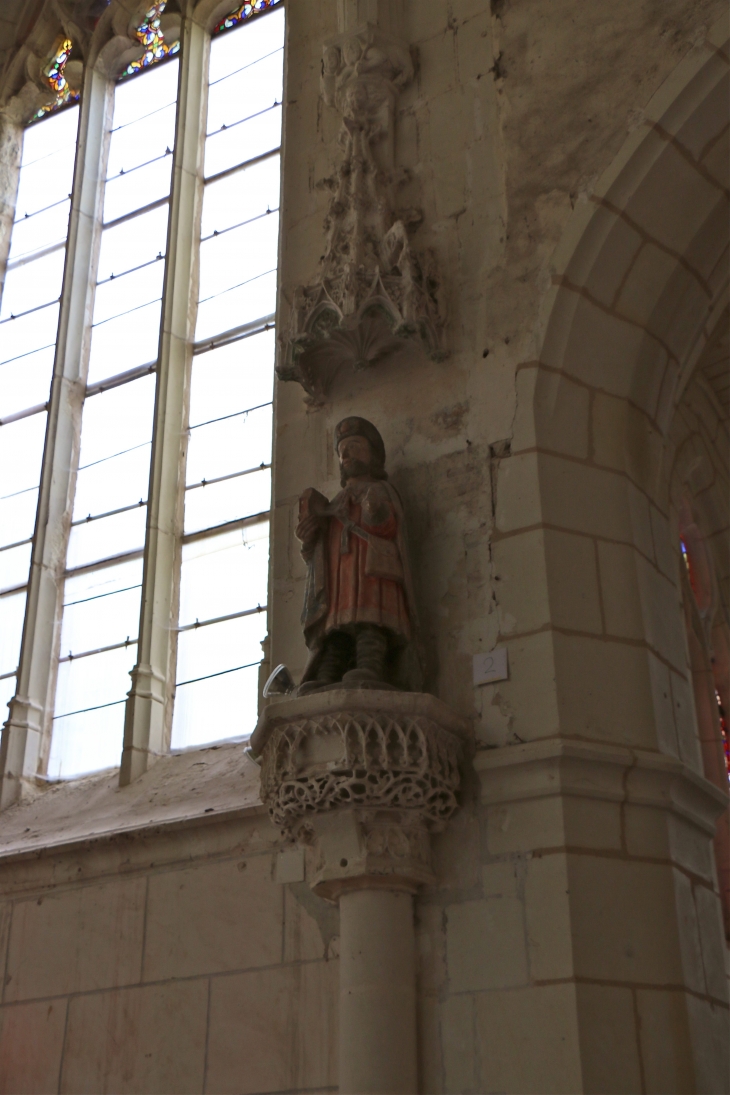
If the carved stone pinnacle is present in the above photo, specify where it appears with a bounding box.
[278,25,447,403]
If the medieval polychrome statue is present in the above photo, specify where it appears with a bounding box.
[295,417,421,693]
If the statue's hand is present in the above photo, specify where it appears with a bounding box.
[296,514,323,545]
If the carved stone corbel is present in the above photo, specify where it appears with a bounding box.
[278,24,446,404]
[252,688,467,897]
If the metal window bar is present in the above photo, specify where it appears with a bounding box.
[208,45,282,88]
[175,659,260,690]
[204,98,280,142]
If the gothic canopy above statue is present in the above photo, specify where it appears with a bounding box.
[277,24,446,403]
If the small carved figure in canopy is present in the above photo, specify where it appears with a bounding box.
[296,417,421,693]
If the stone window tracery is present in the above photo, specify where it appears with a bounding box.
[0,0,285,795]
[0,101,79,746]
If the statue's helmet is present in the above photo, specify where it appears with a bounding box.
[335,417,386,469]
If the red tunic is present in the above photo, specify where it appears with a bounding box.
[325,487,410,640]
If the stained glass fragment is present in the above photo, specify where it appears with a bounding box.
[213,0,282,35]
[120,2,180,79]
[33,38,79,121]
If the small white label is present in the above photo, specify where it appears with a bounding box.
[274,847,305,884]
[473,647,509,686]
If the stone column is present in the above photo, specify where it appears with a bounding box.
[251,688,468,1095]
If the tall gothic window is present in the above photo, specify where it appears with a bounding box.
[0,98,79,741]
[0,0,284,790]
[172,5,282,750]
[49,58,179,778]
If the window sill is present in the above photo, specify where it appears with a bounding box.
[0,743,265,863]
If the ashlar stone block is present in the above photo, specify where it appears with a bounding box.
[441,993,476,1094]
[552,633,658,750]
[525,852,573,981]
[567,854,686,986]
[574,983,643,1095]
[475,984,582,1095]
[0,998,67,1095]
[205,961,338,1095]
[5,877,145,1002]
[60,980,207,1095]
[143,853,282,981]
[446,897,528,992]
[636,988,695,1095]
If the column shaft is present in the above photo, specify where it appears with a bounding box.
[338,888,418,1095]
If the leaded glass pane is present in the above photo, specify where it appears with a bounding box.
[176,612,267,684]
[0,543,32,593]
[92,262,165,325]
[111,58,178,128]
[195,270,276,342]
[198,211,278,302]
[15,108,77,214]
[0,489,38,550]
[66,507,147,570]
[183,468,271,536]
[188,330,275,426]
[103,156,173,223]
[60,580,141,657]
[0,591,27,677]
[74,448,151,521]
[0,303,60,365]
[87,300,162,382]
[203,105,281,178]
[0,676,15,729]
[0,347,54,419]
[48,702,128,779]
[171,663,259,750]
[0,413,47,498]
[200,156,279,238]
[209,5,284,81]
[97,205,169,280]
[106,103,177,178]
[178,524,269,627]
[186,404,272,486]
[206,49,283,134]
[8,202,71,262]
[0,248,65,321]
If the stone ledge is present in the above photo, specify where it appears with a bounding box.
[474,738,728,836]
[0,741,265,863]
[251,687,471,757]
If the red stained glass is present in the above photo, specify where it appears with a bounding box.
[717,690,730,780]
[213,0,282,35]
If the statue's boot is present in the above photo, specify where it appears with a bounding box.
[342,625,388,685]
[298,631,354,694]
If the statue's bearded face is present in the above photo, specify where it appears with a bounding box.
[338,435,372,483]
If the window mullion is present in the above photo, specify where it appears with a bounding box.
[0,70,111,808]
[120,16,208,785]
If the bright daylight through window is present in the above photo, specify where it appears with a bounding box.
[0,1,284,781]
